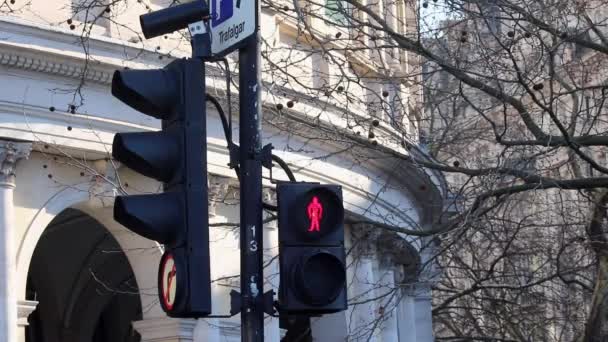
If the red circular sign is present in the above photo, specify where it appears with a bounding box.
[159,252,177,311]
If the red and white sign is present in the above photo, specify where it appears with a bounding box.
[160,253,177,311]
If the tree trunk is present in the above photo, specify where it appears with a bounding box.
[582,255,608,342]
[581,191,608,342]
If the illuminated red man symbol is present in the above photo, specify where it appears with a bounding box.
[307,196,323,232]
[165,264,177,305]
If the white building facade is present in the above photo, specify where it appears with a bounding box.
[0,0,445,341]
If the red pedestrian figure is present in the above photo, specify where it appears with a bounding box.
[307,196,323,232]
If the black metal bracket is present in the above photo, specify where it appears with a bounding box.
[228,143,273,171]
[229,289,276,316]
[228,142,240,170]
[188,21,213,60]
[263,290,276,316]
[260,144,273,169]
[230,289,242,316]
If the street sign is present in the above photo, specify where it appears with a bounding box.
[210,0,255,55]
[160,252,178,311]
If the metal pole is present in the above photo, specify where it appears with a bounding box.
[239,9,264,342]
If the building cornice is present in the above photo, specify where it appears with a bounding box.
[0,46,113,85]
[0,16,172,85]
[0,16,412,150]
[0,16,446,232]
[0,16,170,64]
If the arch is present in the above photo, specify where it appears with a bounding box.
[75,204,164,319]
[16,184,164,319]
[25,208,142,342]
[17,184,91,299]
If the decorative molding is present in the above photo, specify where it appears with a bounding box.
[133,318,197,342]
[0,49,113,85]
[263,187,278,229]
[351,225,420,281]
[351,225,382,258]
[401,282,434,298]
[208,174,232,217]
[0,140,32,187]
[87,159,120,208]
[262,187,277,205]
[17,300,38,327]
[218,320,241,338]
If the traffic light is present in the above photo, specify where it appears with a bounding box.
[111,58,211,318]
[277,182,347,314]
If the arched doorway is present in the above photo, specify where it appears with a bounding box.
[25,208,142,342]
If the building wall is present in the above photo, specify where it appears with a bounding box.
[422,13,601,341]
[0,0,445,341]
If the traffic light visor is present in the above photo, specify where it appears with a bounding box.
[140,1,209,39]
[112,65,181,119]
[114,192,183,244]
[112,131,181,183]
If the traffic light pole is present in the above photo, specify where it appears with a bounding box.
[238,29,265,342]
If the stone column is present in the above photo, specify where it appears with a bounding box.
[397,284,434,342]
[344,229,381,342]
[377,259,398,342]
[0,141,31,342]
[262,188,280,341]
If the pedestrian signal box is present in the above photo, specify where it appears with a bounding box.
[277,182,347,314]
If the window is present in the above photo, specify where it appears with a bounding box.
[366,81,385,121]
[396,0,407,63]
[574,31,592,59]
[498,155,537,186]
[312,53,330,90]
[71,0,109,29]
[386,81,404,128]
[480,0,501,35]
[503,156,536,174]
[325,0,350,26]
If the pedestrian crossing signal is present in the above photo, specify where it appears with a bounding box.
[307,196,323,232]
[277,183,347,314]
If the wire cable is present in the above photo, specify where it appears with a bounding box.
[206,94,231,144]
[272,154,296,182]
[205,94,296,211]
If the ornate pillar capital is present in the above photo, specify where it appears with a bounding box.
[88,158,121,208]
[0,141,32,188]
[133,318,197,342]
[208,174,236,218]
[17,300,37,327]
[262,187,276,204]
[350,224,382,258]
[262,187,277,230]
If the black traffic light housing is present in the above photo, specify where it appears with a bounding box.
[139,0,209,39]
[277,182,347,314]
[111,58,211,318]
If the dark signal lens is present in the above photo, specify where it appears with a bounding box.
[293,251,346,306]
